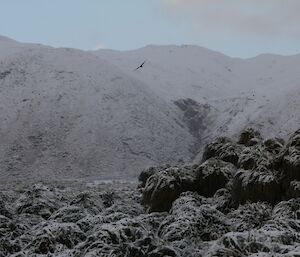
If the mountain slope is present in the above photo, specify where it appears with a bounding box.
[0,39,195,181]
[95,46,300,143]
[1,36,300,181]
[94,45,234,101]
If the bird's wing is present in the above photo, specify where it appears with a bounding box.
[134,60,147,71]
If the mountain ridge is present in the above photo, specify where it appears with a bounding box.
[3,34,300,59]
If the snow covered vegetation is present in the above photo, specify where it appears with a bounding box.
[1,128,300,256]
[1,36,300,256]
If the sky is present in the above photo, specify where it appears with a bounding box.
[0,0,300,57]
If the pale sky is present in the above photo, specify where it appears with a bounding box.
[0,0,300,57]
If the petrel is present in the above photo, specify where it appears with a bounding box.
[134,60,146,71]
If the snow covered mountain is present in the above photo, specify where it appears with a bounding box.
[95,46,300,142]
[0,36,195,182]
[0,36,299,181]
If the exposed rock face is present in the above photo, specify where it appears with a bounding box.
[174,98,216,145]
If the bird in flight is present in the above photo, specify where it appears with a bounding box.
[134,60,146,71]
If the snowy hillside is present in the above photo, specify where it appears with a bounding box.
[95,46,300,144]
[0,37,195,182]
[0,36,300,181]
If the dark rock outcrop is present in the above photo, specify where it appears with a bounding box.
[174,98,215,140]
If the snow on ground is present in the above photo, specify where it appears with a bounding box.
[0,36,300,182]
[1,36,300,257]
[95,46,300,143]
[0,38,194,182]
